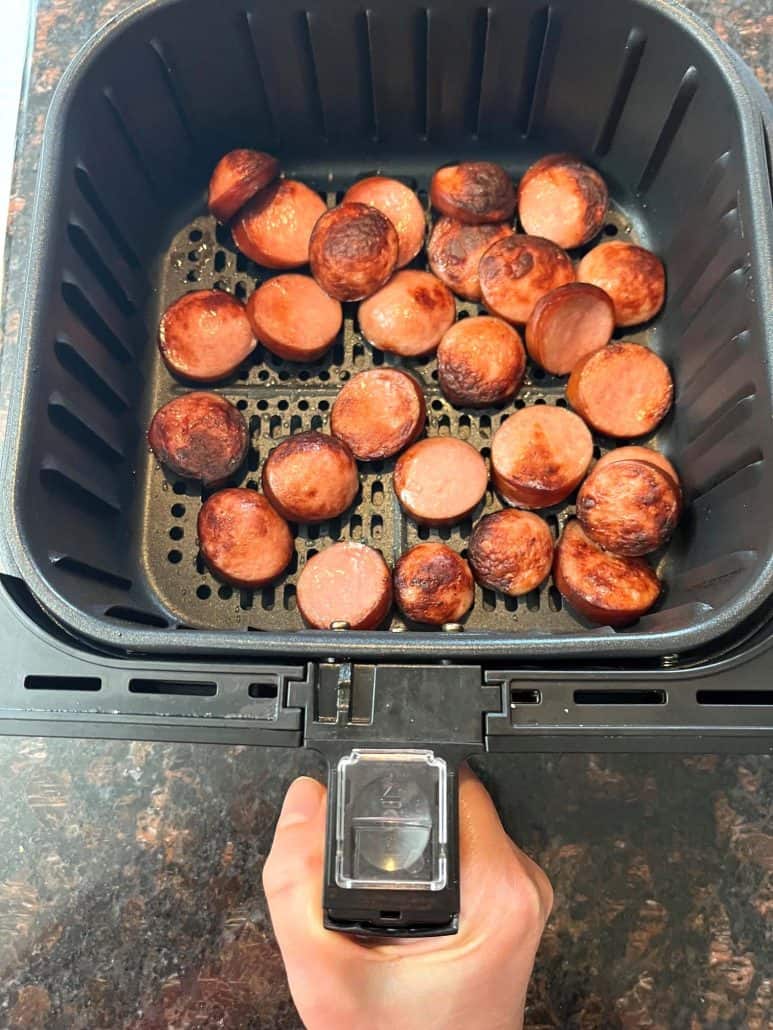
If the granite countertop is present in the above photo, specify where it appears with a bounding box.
[1,2,772,1028]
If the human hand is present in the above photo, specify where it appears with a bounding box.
[263,765,553,1030]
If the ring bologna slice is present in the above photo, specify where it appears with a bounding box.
[517,154,608,249]
[344,177,426,268]
[426,217,513,301]
[197,489,293,589]
[262,432,359,524]
[479,235,575,325]
[430,162,516,224]
[394,543,474,625]
[525,283,615,375]
[358,270,456,358]
[158,290,256,382]
[437,316,526,408]
[491,406,593,509]
[246,275,342,362]
[148,392,248,487]
[393,438,488,526]
[594,446,680,497]
[577,241,665,327]
[469,509,554,596]
[330,368,426,461]
[577,459,681,557]
[208,150,280,224]
[566,342,674,438]
[309,202,399,302]
[553,519,661,626]
[297,542,392,630]
[232,180,326,269]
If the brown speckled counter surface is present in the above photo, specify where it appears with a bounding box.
[1,2,772,1027]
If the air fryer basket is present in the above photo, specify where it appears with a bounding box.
[1,0,771,661]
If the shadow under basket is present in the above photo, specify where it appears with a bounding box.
[2,0,772,662]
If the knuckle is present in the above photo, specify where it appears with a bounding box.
[262,844,320,899]
[502,850,553,932]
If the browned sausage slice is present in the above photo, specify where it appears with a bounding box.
[577,242,665,326]
[246,274,342,362]
[577,459,681,556]
[426,218,512,301]
[491,406,593,508]
[469,509,554,596]
[344,177,426,268]
[517,154,608,249]
[297,542,392,629]
[394,543,474,625]
[232,180,326,269]
[148,392,248,487]
[566,342,673,438]
[593,446,680,497]
[437,316,526,407]
[208,150,280,224]
[553,519,661,626]
[159,290,256,382]
[309,202,399,301]
[262,431,359,524]
[394,438,488,526]
[525,283,614,375]
[479,235,575,324]
[197,488,293,589]
[430,162,516,224]
[358,270,456,357]
[330,368,426,460]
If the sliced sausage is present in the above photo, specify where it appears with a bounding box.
[330,368,426,461]
[491,406,593,509]
[553,519,661,626]
[430,162,516,224]
[394,543,474,625]
[297,542,392,629]
[566,342,673,438]
[577,459,681,557]
[158,290,256,382]
[148,392,248,487]
[517,154,608,249]
[437,316,526,408]
[594,446,680,498]
[479,235,575,325]
[246,274,342,362]
[394,438,488,526]
[578,241,665,326]
[525,283,614,375]
[262,431,359,524]
[469,509,554,596]
[197,488,293,589]
[208,150,280,224]
[232,180,326,269]
[309,202,399,301]
[426,217,512,301]
[358,270,456,358]
[344,177,426,268]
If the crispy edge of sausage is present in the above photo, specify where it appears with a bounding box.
[517,154,608,248]
[148,392,248,487]
[261,431,359,524]
[343,177,426,267]
[468,509,554,596]
[393,543,474,625]
[330,368,427,460]
[208,150,280,224]
[309,202,400,301]
[296,542,393,629]
[594,446,681,498]
[525,282,615,375]
[478,234,576,324]
[430,162,516,224]
[426,217,513,301]
[437,316,526,407]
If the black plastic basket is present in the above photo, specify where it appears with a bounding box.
[1,0,772,664]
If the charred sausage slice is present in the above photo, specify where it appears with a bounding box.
[437,316,526,407]
[262,431,359,524]
[232,180,326,269]
[593,446,680,498]
[491,406,593,509]
[344,177,426,268]
[358,270,456,358]
[208,149,280,224]
[553,519,661,626]
[517,154,608,249]
[309,202,399,301]
[297,542,392,629]
[158,290,256,382]
[479,235,575,325]
[330,368,426,461]
[577,241,665,326]
[394,438,488,526]
[525,282,614,375]
[394,543,474,625]
[426,217,512,301]
[566,342,673,438]
[246,274,342,362]
[430,162,516,224]
[148,392,248,487]
[469,509,554,596]
[197,488,293,589]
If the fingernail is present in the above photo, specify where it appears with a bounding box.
[277,776,323,829]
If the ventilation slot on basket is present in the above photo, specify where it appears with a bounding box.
[249,682,279,699]
[129,679,216,696]
[510,688,542,705]
[594,27,646,155]
[466,7,489,136]
[25,675,101,692]
[48,397,125,465]
[51,555,132,591]
[518,6,553,136]
[574,689,666,705]
[40,464,120,518]
[105,606,168,627]
[103,87,161,198]
[54,339,128,412]
[67,223,136,316]
[696,690,773,705]
[638,67,699,194]
[73,165,140,269]
[61,281,133,364]
[147,39,197,148]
